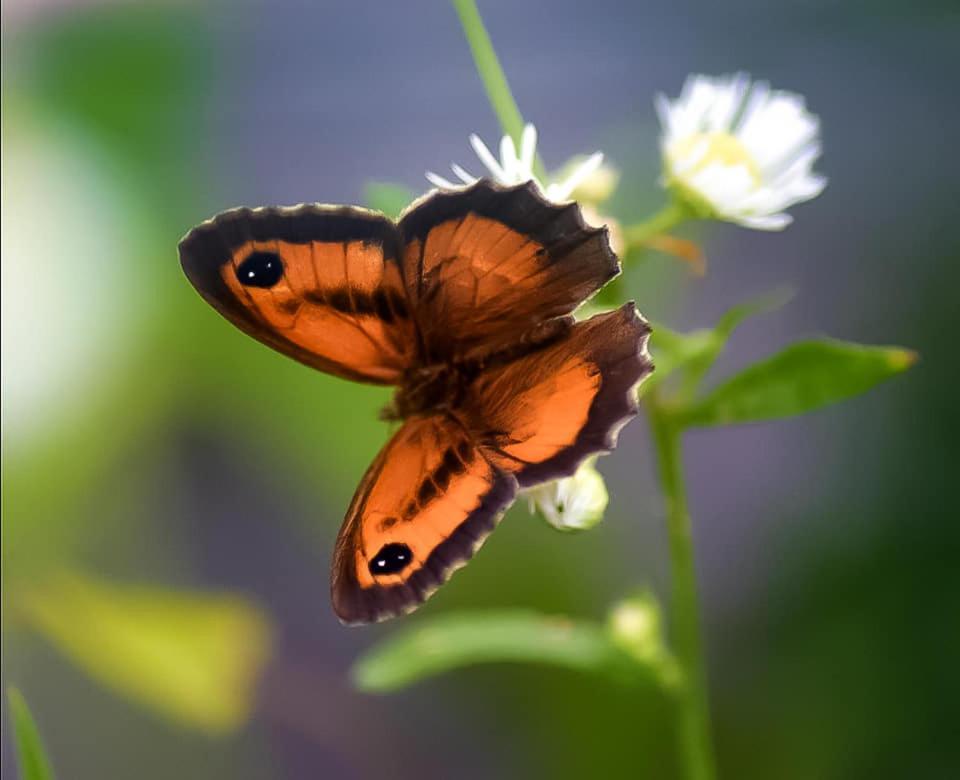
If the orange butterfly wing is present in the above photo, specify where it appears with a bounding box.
[180,184,653,625]
[330,306,651,624]
[331,414,515,624]
[179,205,416,384]
[398,180,618,363]
[457,303,653,486]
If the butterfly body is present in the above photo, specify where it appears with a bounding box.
[180,180,653,624]
[386,316,573,421]
[387,361,474,421]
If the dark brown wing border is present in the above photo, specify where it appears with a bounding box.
[399,178,614,269]
[398,179,619,319]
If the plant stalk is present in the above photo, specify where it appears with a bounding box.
[649,403,716,780]
[623,200,691,249]
[452,0,548,181]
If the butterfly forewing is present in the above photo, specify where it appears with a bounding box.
[179,205,417,384]
[398,181,619,364]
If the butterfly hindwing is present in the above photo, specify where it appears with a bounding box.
[457,303,653,487]
[331,414,516,624]
[398,180,619,363]
[179,205,416,384]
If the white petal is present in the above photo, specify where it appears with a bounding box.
[469,133,508,182]
[499,134,520,181]
[738,90,819,176]
[667,136,709,177]
[654,92,677,140]
[735,212,793,230]
[550,151,604,201]
[519,123,538,173]
[704,72,750,132]
[734,79,771,137]
[544,183,565,201]
[450,163,479,184]
[425,171,460,189]
[686,163,757,214]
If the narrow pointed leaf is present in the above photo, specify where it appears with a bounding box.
[642,290,793,399]
[683,339,916,427]
[680,288,795,396]
[713,288,794,341]
[8,688,55,780]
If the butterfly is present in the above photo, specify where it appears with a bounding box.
[179,179,653,624]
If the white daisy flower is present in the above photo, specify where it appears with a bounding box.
[527,459,609,532]
[656,73,827,230]
[426,122,605,204]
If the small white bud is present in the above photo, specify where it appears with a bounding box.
[527,459,609,532]
[607,592,680,689]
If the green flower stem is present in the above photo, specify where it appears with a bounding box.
[452,0,548,182]
[624,200,691,250]
[649,401,716,780]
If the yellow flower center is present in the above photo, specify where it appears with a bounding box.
[668,132,761,185]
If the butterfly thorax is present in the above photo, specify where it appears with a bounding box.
[384,363,476,421]
[382,317,576,421]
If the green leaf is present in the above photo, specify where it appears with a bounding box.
[679,288,794,397]
[352,610,648,692]
[364,182,415,220]
[682,339,917,427]
[642,290,793,400]
[7,688,55,780]
[641,323,715,397]
[713,288,794,342]
[15,570,273,735]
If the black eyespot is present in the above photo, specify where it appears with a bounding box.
[369,543,413,576]
[236,251,284,288]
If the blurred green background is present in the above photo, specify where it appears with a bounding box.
[2,1,957,778]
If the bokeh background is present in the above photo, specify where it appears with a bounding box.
[3,1,958,778]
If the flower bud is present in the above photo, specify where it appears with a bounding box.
[527,459,608,532]
[607,592,680,688]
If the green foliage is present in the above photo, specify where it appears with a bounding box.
[17,4,210,206]
[644,289,793,399]
[7,688,54,780]
[353,610,664,692]
[643,324,715,397]
[682,339,917,427]
[364,182,417,220]
[15,571,272,734]
[686,289,794,383]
